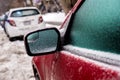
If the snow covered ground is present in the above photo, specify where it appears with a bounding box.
[0,12,65,80]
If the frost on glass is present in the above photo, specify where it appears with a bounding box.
[27,29,58,54]
[69,0,120,54]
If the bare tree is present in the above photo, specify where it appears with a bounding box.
[60,0,78,14]
[0,0,25,15]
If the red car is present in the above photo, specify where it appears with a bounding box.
[24,0,120,80]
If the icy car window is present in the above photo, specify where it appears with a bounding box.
[27,29,58,54]
[69,0,120,54]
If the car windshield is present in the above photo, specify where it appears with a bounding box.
[67,0,120,54]
[10,9,40,17]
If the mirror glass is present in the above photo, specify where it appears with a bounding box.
[27,29,59,54]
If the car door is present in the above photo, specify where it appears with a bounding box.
[44,53,58,80]
[33,54,56,80]
[52,50,120,80]
[52,0,120,80]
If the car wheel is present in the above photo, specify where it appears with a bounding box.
[33,66,40,80]
[35,72,40,80]
[6,33,14,41]
[9,37,17,41]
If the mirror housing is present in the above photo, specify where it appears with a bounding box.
[24,28,61,56]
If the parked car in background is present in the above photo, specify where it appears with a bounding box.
[24,0,120,80]
[3,7,45,41]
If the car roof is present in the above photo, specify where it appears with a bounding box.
[9,7,39,12]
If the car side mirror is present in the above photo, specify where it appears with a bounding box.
[24,28,61,56]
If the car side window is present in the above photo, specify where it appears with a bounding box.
[68,0,120,54]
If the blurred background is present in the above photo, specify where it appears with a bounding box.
[0,0,62,15]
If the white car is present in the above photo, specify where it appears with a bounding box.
[4,7,45,41]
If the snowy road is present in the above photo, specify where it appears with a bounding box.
[0,27,34,80]
[0,12,65,80]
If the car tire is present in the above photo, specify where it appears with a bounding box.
[33,66,40,80]
[9,37,17,41]
[9,37,13,41]
[35,72,40,80]
[6,33,15,41]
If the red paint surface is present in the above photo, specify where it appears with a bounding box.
[53,52,120,80]
[33,51,120,80]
